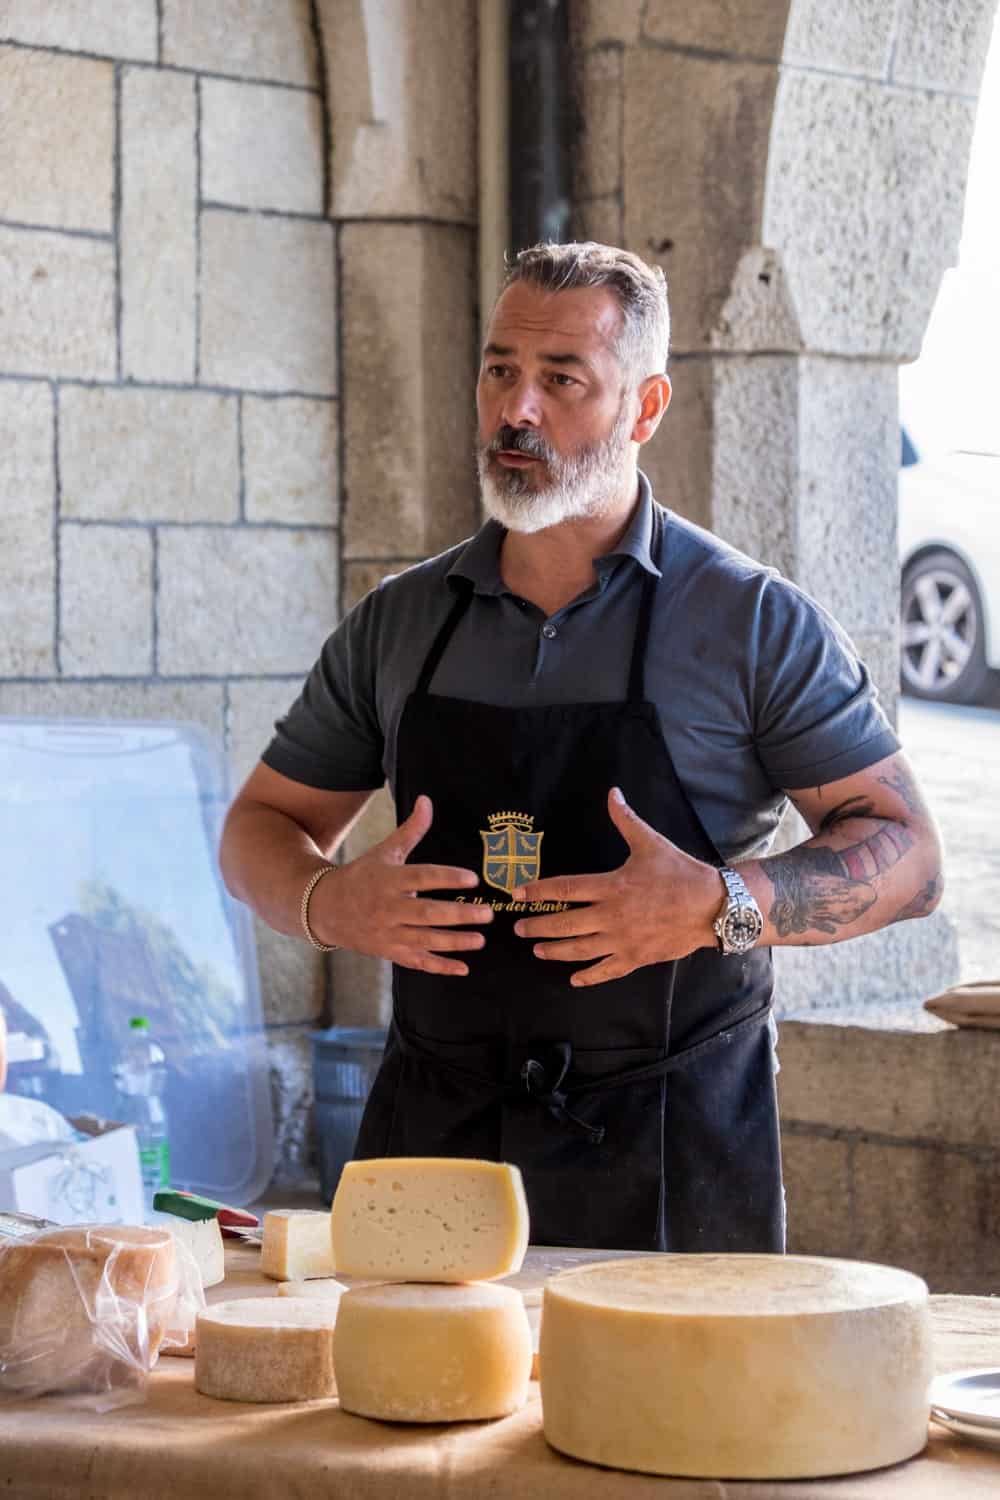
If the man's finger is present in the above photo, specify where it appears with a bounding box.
[532,936,614,963]
[405,897,493,926]
[606,786,663,848]
[570,957,635,987]
[393,948,471,978]
[512,873,611,903]
[400,926,488,952]
[388,793,435,861]
[398,863,481,892]
[513,908,602,939]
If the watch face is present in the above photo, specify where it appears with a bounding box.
[723,906,763,952]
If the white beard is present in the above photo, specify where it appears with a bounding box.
[478,407,634,535]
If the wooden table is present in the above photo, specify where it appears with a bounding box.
[2,1243,999,1499]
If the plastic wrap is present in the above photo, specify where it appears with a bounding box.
[0,1222,205,1410]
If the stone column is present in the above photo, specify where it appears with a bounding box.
[573,0,997,1010]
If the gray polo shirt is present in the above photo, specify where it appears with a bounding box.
[262,474,898,862]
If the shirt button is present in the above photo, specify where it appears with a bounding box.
[541,623,557,640]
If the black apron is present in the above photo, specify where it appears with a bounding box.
[352,506,785,1252]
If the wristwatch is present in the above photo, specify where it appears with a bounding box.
[712,866,764,955]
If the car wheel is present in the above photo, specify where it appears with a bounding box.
[900,549,990,704]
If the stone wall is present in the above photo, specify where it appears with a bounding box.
[0,0,479,1187]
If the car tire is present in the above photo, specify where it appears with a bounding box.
[900,549,990,704]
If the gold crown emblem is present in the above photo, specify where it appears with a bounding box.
[487,810,534,832]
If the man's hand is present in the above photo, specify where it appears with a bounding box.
[511,787,719,986]
[310,794,492,976]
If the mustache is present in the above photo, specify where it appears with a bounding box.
[485,426,555,463]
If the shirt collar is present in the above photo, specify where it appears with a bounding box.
[447,470,662,596]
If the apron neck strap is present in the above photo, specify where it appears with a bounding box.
[415,579,474,696]
[627,502,663,703]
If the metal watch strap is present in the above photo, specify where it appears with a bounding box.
[719,866,752,904]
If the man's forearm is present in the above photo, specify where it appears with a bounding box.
[737,810,943,948]
[220,801,337,939]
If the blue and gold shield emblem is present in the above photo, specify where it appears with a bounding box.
[481,812,543,896]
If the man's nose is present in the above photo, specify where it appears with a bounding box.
[500,378,542,428]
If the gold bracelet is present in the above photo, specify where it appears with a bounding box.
[300,866,339,952]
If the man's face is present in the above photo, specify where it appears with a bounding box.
[476,281,637,533]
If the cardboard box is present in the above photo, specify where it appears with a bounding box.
[0,1117,144,1225]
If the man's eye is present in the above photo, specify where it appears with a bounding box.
[486,364,510,378]
[549,373,577,387]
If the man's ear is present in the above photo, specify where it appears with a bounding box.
[630,373,671,446]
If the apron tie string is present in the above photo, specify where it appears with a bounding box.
[521,1044,605,1145]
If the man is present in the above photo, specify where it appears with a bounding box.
[221,242,942,1253]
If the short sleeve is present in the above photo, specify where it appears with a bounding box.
[752,576,900,790]
[261,589,386,791]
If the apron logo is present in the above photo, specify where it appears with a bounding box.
[481,811,543,895]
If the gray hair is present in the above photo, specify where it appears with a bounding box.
[500,241,670,385]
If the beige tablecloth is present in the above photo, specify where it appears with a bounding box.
[2,1244,999,1500]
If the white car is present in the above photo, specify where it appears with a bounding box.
[899,434,1000,703]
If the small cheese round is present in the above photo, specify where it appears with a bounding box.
[195,1297,338,1402]
[0,1224,177,1395]
[540,1255,933,1480]
[333,1283,532,1423]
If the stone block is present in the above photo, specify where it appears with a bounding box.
[782,0,894,78]
[200,211,336,394]
[639,356,714,530]
[794,356,899,636]
[711,354,798,576]
[851,630,900,733]
[710,246,803,353]
[642,0,788,59]
[764,72,976,360]
[893,0,997,94]
[226,677,305,791]
[60,386,239,522]
[59,524,153,676]
[578,48,622,200]
[0,679,225,739]
[162,0,317,86]
[264,1024,317,1187]
[201,78,324,215]
[0,1,158,60]
[320,0,475,221]
[331,948,393,1029]
[343,560,415,613]
[776,1016,1000,1149]
[254,919,326,1028]
[121,67,197,384]
[341,223,478,559]
[853,1140,999,1291]
[575,196,624,249]
[0,226,115,379]
[157,526,338,676]
[0,383,54,676]
[623,49,778,352]
[243,397,338,526]
[342,785,395,863]
[773,907,960,1015]
[780,1130,854,1260]
[0,48,113,232]
[579,0,644,48]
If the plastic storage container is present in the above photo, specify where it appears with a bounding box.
[0,718,274,1207]
[312,1027,387,1203]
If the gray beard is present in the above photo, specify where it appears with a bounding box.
[477,409,634,535]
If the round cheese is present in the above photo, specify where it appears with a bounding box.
[540,1255,933,1480]
[333,1282,532,1423]
[195,1297,338,1402]
[277,1277,347,1300]
[0,1224,177,1395]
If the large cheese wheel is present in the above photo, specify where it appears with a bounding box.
[277,1277,347,1300]
[540,1255,933,1480]
[331,1158,528,1282]
[333,1282,532,1422]
[261,1209,336,1280]
[195,1297,338,1402]
[0,1224,177,1395]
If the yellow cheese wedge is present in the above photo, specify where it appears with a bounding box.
[195,1297,338,1402]
[330,1158,529,1281]
[333,1282,532,1422]
[540,1255,933,1480]
[261,1209,336,1280]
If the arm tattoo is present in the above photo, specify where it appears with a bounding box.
[891,875,941,923]
[817,795,877,835]
[877,769,921,818]
[765,822,916,937]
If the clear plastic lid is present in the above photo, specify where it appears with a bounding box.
[0,718,274,1204]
